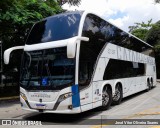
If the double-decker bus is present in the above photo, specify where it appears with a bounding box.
[4,11,156,114]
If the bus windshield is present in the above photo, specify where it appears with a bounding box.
[20,47,75,90]
[26,12,82,45]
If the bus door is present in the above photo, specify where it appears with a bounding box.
[78,61,93,111]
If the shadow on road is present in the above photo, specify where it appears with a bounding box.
[23,108,103,125]
[0,99,20,107]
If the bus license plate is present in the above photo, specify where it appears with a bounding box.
[36,104,46,109]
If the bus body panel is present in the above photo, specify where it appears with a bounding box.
[21,104,81,114]
[92,58,108,81]
[80,86,92,106]
[20,86,81,112]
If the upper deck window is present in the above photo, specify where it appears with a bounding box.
[26,12,82,45]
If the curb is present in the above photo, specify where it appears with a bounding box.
[0,96,19,102]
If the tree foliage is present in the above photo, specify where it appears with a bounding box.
[128,19,153,41]
[146,21,160,51]
[146,21,160,78]
[129,20,160,78]
[58,0,81,6]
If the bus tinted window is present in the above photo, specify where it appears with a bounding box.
[79,14,151,89]
[103,59,145,80]
[84,14,154,57]
[79,14,107,89]
[26,12,82,45]
[20,47,75,90]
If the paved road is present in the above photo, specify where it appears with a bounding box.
[0,83,160,128]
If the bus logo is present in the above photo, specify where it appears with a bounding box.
[42,78,48,86]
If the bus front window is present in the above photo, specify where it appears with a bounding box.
[20,47,75,90]
[26,12,82,45]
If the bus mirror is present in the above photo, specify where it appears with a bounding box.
[76,37,89,42]
[67,36,89,58]
[4,46,24,64]
[67,41,77,58]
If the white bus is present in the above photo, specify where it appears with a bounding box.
[4,11,156,114]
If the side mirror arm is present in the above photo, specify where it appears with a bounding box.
[76,37,89,42]
[4,46,24,64]
[67,36,89,58]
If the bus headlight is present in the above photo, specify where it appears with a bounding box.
[58,92,72,102]
[20,92,27,101]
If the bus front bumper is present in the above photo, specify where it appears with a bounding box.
[20,96,81,114]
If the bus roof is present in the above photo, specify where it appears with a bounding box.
[32,10,153,48]
[82,11,153,48]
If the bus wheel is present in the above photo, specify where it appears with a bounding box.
[101,86,112,110]
[112,84,122,105]
[150,79,153,89]
[147,80,151,91]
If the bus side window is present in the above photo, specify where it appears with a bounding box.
[79,14,106,90]
[79,61,92,87]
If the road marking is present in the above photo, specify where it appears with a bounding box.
[90,124,107,128]
[124,105,160,119]
[0,96,19,101]
[149,126,160,128]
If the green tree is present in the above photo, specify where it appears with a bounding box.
[128,19,153,41]
[146,21,160,48]
[129,20,160,78]
[146,21,160,78]
[58,0,81,6]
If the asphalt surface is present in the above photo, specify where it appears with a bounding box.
[0,82,160,128]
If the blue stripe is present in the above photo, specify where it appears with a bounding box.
[71,84,80,108]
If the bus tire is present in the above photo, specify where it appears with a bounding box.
[100,86,112,110]
[150,78,153,89]
[146,80,151,91]
[112,84,123,105]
